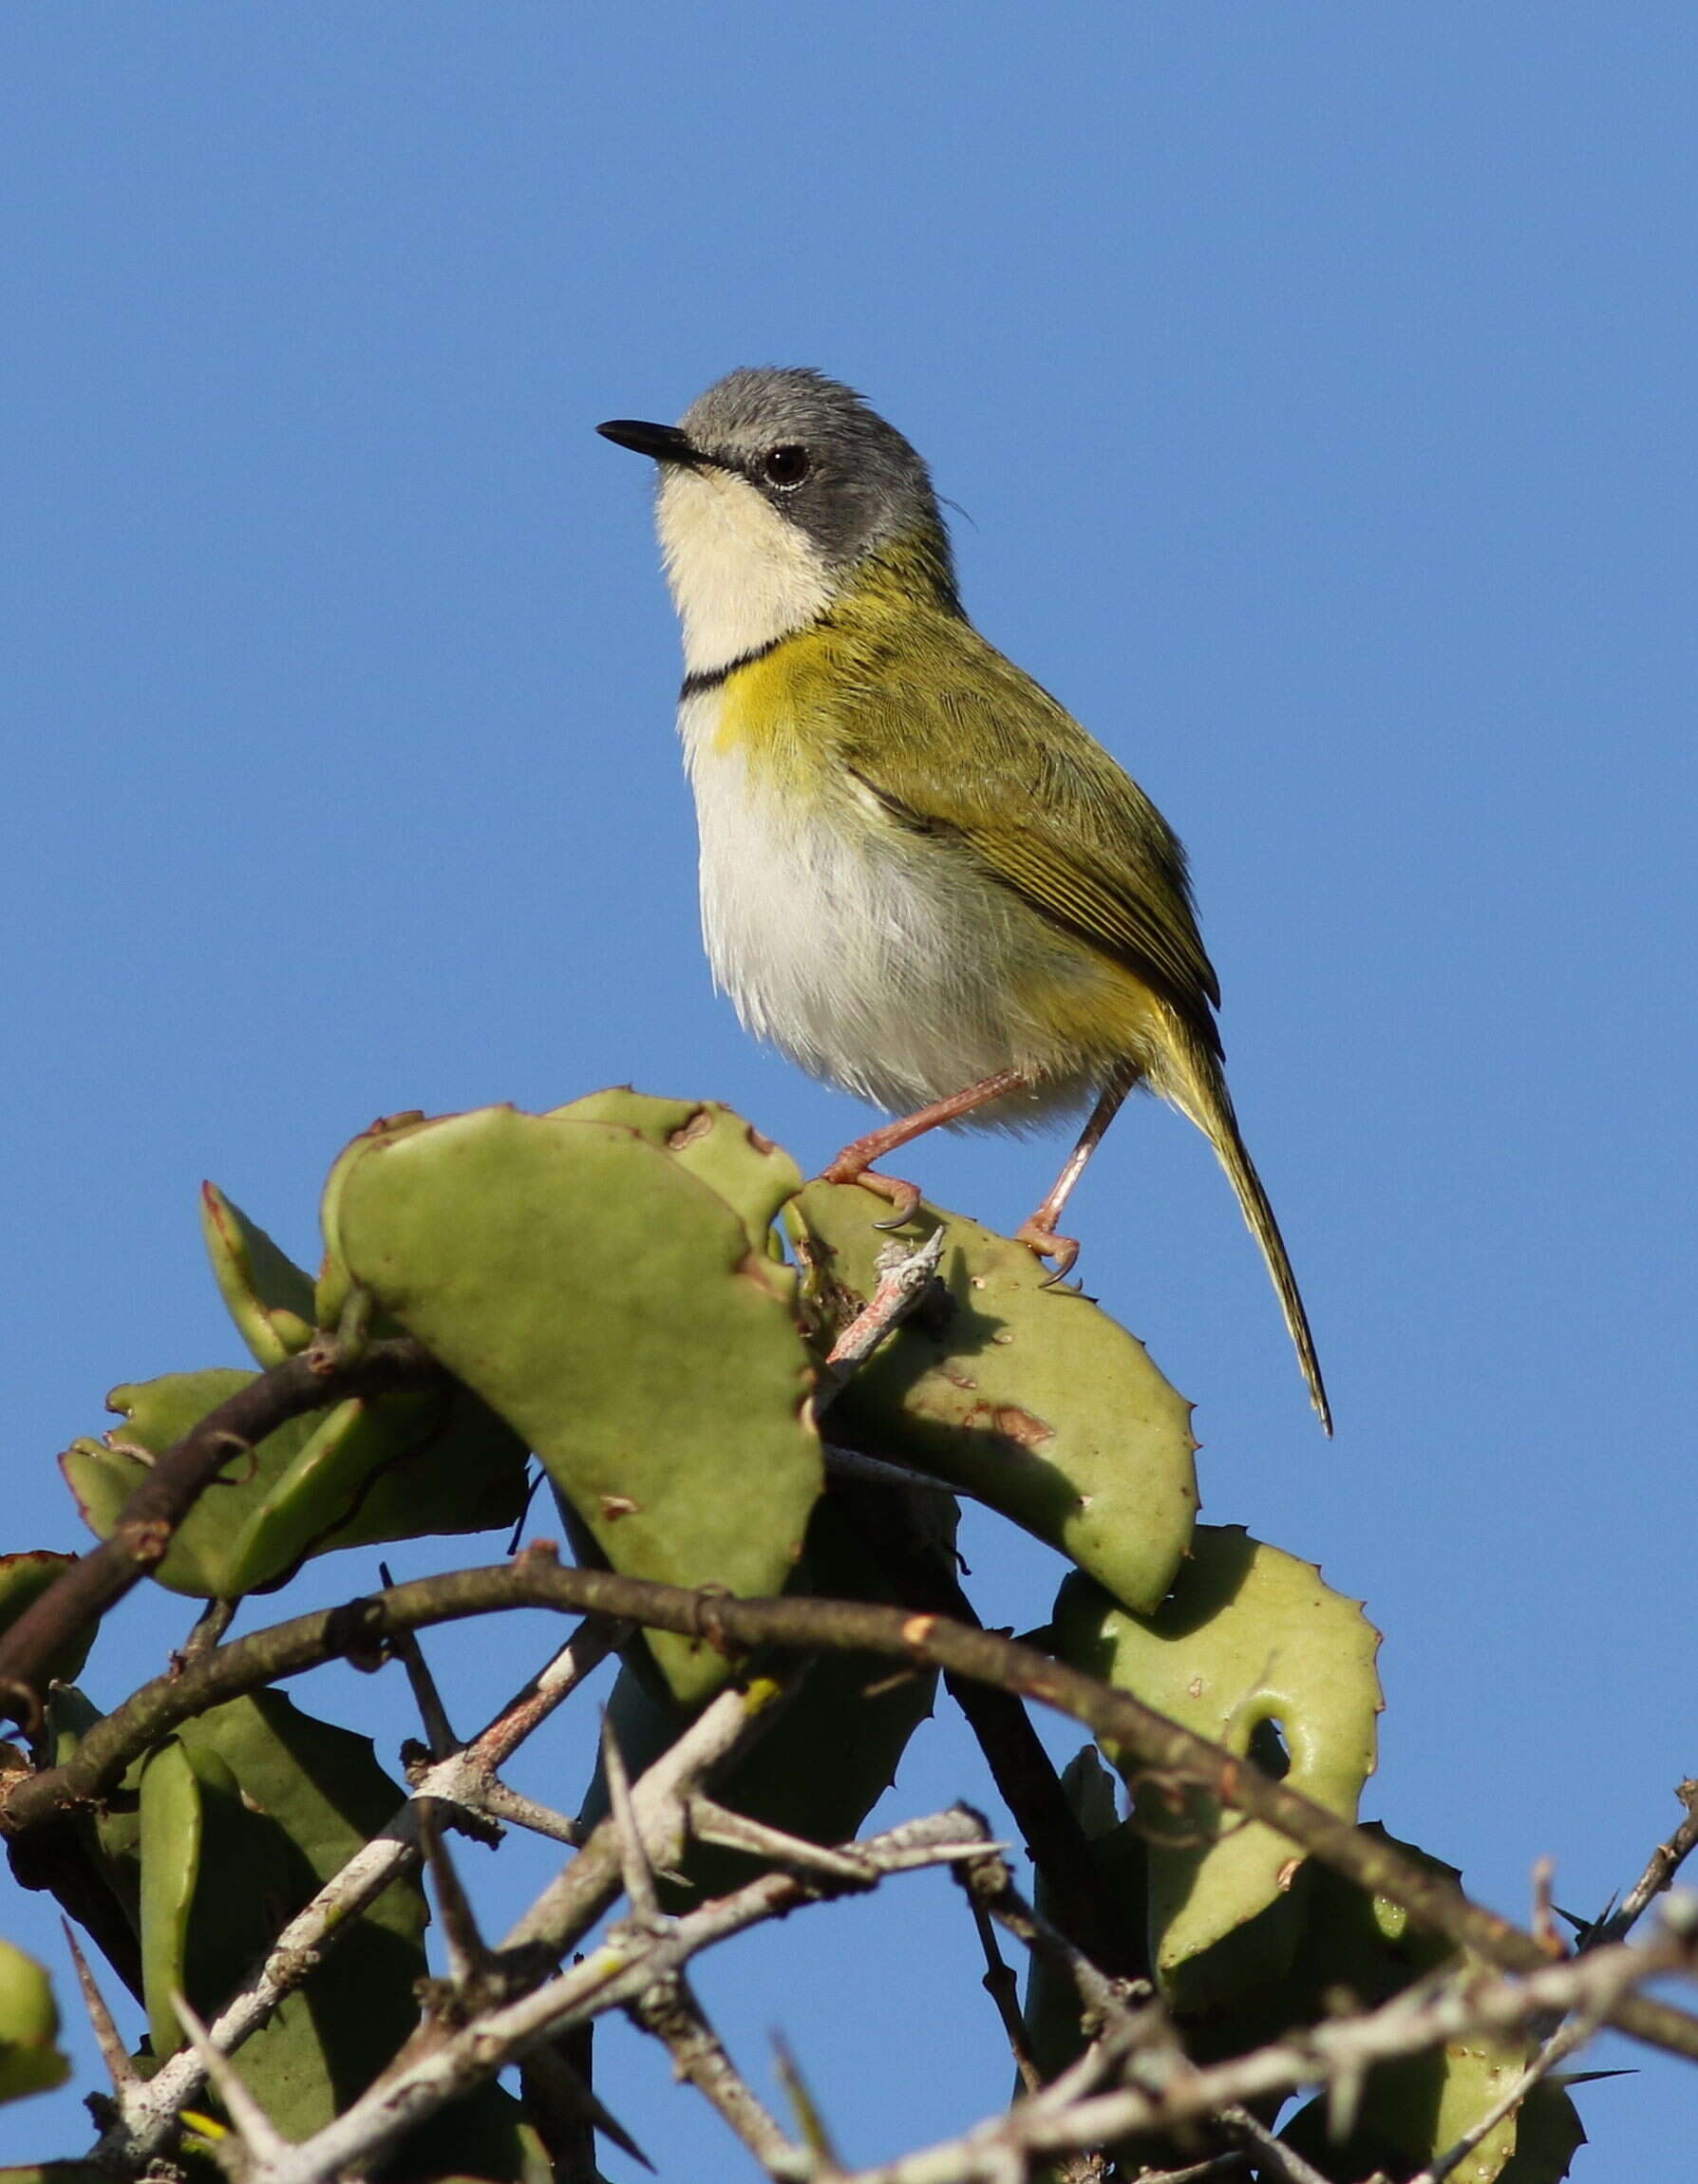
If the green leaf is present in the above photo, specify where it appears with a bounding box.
[0,1940,69,2106]
[786,1185,1198,1614]
[62,1367,527,1600]
[141,1691,611,2178]
[199,1184,318,1365]
[1050,1525,1382,2004]
[320,1103,823,1701]
[1499,2081,1587,2182]
[0,1554,95,1688]
[1021,1748,1142,2080]
[1280,2062,1583,2184]
[39,1687,146,1999]
[133,1693,422,2146]
[138,1734,274,2064]
[1276,1836,1586,2184]
[551,1088,802,1260]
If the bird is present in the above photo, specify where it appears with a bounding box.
[598,367,1330,1431]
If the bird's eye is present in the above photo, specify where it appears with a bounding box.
[762,444,810,488]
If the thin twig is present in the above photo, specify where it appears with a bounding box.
[476,1777,584,1844]
[967,1893,1043,2097]
[94,1616,620,2169]
[1218,2105,1334,2184]
[0,1337,444,1721]
[501,1675,789,1958]
[380,1566,459,1760]
[15,1554,1698,2068]
[784,1915,1697,2184]
[820,1229,947,1393]
[248,1809,996,2184]
[632,1971,801,2175]
[1591,1779,1698,1948]
[61,1920,134,2091]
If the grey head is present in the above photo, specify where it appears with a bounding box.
[599,367,947,574]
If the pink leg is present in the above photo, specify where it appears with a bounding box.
[821,1068,1031,1228]
[1014,1066,1138,1283]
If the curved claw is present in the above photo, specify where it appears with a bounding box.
[1014,1219,1082,1290]
[819,1162,923,1230]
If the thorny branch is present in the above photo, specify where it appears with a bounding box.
[791,1909,1698,2184]
[1405,1779,1698,2184]
[0,1336,444,1724]
[9,1551,1698,2072]
[254,1810,999,2184]
[3,1269,1694,2179]
[93,1614,624,2167]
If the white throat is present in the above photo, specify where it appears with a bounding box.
[656,466,835,677]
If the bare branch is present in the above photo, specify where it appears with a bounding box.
[249,1808,997,2184]
[797,1914,1698,2184]
[475,1777,584,1845]
[380,1566,459,1760]
[632,1972,800,2175]
[966,1891,1043,2096]
[0,1336,444,1722]
[1591,1779,1698,1948]
[13,1555,1698,2067]
[501,1674,789,1958]
[820,1228,947,1391]
[61,1919,134,2092]
[94,1616,619,2170]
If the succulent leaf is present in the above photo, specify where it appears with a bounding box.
[1050,1525,1383,2002]
[786,1184,1198,1615]
[199,1184,318,1365]
[551,1088,802,1264]
[0,1555,94,1688]
[320,1103,823,1701]
[62,1370,527,1600]
[0,1939,69,2106]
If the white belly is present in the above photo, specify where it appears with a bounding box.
[679,693,1096,1121]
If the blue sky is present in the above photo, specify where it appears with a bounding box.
[4,7,1695,2173]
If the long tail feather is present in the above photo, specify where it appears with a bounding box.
[1163,1038,1331,1434]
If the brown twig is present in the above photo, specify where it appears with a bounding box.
[1590,1779,1698,1948]
[0,1337,444,1724]
[820,1228,948,1390]
[794,1916,1698,2184]
[632,1972,800,2174]
[9,1556,1698,2068]
[262,1808,994,2184]
[966,1891,1043,2097]
[94,1617,619,2168]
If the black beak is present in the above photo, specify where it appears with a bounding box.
[596,418,701,466]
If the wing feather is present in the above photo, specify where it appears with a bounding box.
[835,616,1222,1039]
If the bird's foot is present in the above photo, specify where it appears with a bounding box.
[817,1156,923,1231]
[1014,1218,1082,1290]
